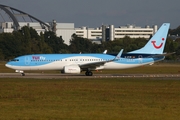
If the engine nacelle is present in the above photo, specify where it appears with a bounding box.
[62,65,81,74]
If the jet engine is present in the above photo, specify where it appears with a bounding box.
[62,65,81,74]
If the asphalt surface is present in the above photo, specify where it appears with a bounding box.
[0,73,179,79]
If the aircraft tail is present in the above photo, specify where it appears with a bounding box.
[129,23,170,54]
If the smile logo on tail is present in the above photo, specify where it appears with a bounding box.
[151,38,164,49]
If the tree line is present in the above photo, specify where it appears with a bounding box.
[0,26,180,61]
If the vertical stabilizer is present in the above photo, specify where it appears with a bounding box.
[129,23,170,54]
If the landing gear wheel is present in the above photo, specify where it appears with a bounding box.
[88,71,93,76]
[21,73,25,76]
[85,71,93,76]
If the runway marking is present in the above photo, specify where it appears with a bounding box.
[0,73,179,79]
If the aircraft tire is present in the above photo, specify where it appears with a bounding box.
[85,71,93,76]
[88,71,93,76]
[21,73,25,76]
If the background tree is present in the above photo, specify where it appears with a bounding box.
[0,33,21,60]
[170,26,180,36]
[0,25,180,61]
[69,34,93,53]
[44,31,68,53]
[20,26,32,54]
[39,32,52,53]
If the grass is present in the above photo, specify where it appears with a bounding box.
[0,78,180,120]
[1,61,180,119]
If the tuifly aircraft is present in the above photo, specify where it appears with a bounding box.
[6,23,170,76]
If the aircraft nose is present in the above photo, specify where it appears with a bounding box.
[5,63,11,68]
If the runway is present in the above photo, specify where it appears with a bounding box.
[0,73,180,79]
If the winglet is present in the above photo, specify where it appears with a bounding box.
[114,49,123,60]
[103,50,107,54]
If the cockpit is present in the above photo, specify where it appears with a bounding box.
[10,59,19,62]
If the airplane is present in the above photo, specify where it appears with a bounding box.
[6,23,170,76]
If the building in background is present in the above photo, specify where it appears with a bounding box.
[75,24,157,42]
[50,21,75,45]
[0,21,158,45]
[0,4,158,45]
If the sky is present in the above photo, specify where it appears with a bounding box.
[0,0,180,29]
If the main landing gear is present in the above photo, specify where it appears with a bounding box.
[85,71,93,76]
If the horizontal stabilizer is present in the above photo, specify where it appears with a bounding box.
[147,52,175,58]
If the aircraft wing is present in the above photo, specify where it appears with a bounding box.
[79,49,123,70]
[79,60,111,69]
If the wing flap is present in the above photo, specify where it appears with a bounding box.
[79,61,107,69]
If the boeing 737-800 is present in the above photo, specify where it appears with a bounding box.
[6,23,170,76]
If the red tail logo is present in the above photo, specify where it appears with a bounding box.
[151,38,164,49]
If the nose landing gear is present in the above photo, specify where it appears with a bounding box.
[21,73,25,76]
[16,70,25,76]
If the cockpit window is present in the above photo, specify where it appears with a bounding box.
[10,59,19,62]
